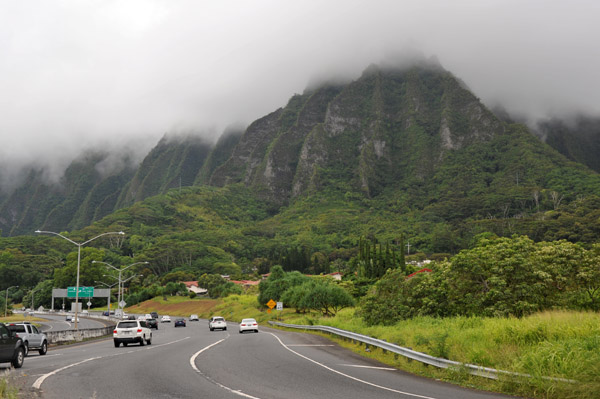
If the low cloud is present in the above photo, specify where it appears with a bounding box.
[1,0,599,186]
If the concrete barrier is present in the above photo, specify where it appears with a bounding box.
[45,325,115,344]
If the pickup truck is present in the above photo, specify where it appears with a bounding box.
[7,322,48,356]
[0,322,25,368]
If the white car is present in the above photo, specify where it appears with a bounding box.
[239,318,258,333]
[190,314,199,321]
[161,315,171,323]
[209,316,227,331]
[113,320,152,347]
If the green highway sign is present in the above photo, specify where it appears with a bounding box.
[67,286,94,298]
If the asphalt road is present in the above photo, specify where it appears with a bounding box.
[4,318,516,399]
[36,314,108,332]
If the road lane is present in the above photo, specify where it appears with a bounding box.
[192,328,512,399]
[7,320,517,399]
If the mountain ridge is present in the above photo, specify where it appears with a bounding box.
[0,61,598,239]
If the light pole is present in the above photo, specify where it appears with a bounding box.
[30,287,38,313]
[94,261,148,316]
[95,280,118,315]
[4,285,18,318]
[35,230,125,330]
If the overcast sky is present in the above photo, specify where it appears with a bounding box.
[1,0,599,185]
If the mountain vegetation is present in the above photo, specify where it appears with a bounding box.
[1,61,599,322]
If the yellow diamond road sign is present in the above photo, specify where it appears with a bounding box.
[267,299,276,309]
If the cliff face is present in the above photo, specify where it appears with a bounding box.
[536,116,600,173]
[116,134,212,208]
[0,152,135,236]
[3,61,595,237]
[212,64,505,206]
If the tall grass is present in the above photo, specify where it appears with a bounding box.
[0,375,18,399]
[309,309,600,399]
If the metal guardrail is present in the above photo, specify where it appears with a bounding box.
[268,321,575,383]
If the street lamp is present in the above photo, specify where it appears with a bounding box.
[4,285,18,317]
[35,230,125,330]
[94,261,148,315]
[95,280,118,315]
[30,287,38,313]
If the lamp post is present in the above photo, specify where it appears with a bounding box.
[35,230,125,330]
[95,280,118,315]
[4,285,18,318]
[94,261,148,316]
[30,287,38,313]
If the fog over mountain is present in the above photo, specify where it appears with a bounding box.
[1,0,599,190]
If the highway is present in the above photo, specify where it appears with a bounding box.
[37,314,108,332]
[4,318,515,399]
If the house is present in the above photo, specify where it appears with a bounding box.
[326,272,343,281]
[182,281,208,295]
[230,280,261,288]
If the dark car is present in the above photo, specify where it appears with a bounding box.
[150,312,159,319]
[146,318,158,329]
[0,322,25,368]
[174,318,186,327]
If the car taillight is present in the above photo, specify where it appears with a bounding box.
[113,330,117,333]
[137,328,142,333]
[241,324,246,326]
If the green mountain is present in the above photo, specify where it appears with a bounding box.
[536,115,600,173]
[1,60,599,273]
[0,152,135,236]
[115,134,213,208]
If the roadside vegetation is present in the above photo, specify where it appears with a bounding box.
[123,293,599,399]
[0,375,17,399]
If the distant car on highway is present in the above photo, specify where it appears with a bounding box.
[113,320,152,347]
[146,318,158,329]
[0,322,25,368]
[7,322,48,356]
[174,318,186,327]
[161,315,171,323]
[150,312,159,319]
[239,318,258,333]
[65,314,72,322]
[208,316,227,331]
[189,314,199,321]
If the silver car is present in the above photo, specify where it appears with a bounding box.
[7,322,48,356]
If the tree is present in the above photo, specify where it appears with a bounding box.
[53,247,107,288]
[576,243,600,310]
[258,266,309,306]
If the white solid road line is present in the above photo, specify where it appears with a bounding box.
[189,337,262,399]
[32,336,190,390]
[269,333,440,399]
[338,364,397,371]
[287,344,335,347]
[33,357,101,389]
